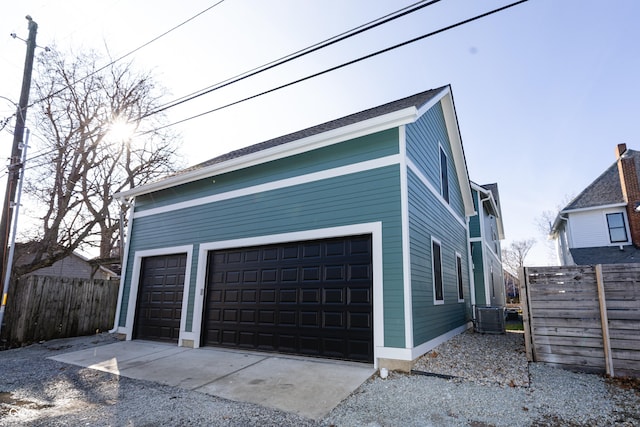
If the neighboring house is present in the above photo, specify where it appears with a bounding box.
[468,182,506,307]
[112,85,476,370]
[551,143,640,265]
[14,243,118,280]
[504,269,520,303]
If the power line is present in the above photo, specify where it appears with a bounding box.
[144,0,442,118]
[4,0,442,169]
[27,0,226,109]
[145,0,529,133]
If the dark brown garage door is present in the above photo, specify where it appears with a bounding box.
[134,253,187,343]
[202,235,373,362]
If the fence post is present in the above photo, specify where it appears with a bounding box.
[518,266,534,362]
[595,264,614,377]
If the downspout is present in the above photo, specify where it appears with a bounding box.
[466,216,476,322]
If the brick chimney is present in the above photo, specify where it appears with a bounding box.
[616,143,640,247]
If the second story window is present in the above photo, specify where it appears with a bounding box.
[606,212,628,243]
[440,147,449,203]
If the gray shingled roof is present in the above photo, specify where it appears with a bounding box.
[570,246,640,265]
[180,86,447,175]
[563,149,640,211]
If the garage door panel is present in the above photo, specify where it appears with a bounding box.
[134,253,187,343]
[202,235,373,362]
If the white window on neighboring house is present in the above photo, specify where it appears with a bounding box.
[606,212,628,243]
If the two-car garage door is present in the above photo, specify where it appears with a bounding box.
[202,234,373,362]
[135,234,373,362]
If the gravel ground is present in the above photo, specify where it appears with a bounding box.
[1,330,639,426]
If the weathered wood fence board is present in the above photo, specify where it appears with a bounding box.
[2,275,119,346]
[520,264,640,378]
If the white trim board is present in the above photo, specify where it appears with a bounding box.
[133,154,401,219]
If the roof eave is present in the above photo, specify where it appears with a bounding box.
[115,106,419,200]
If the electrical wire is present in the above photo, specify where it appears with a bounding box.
[144,0,442,118]
[8,0,529,173]
[27,0,226,108]
[4,0,442,171]
[144,0,529,133]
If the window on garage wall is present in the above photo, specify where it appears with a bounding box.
[432,237,444,304]
[439,146,449,204]
[456,252,464,302]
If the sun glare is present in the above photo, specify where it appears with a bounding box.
[107,118,136,142]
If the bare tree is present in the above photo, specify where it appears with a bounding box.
[502,239,536,275]
[16,47,183,276]
[534,193,576,264]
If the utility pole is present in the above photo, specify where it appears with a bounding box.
[0,16,38,326]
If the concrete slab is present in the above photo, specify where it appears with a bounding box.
[49,341,375,420]
[196,355,375,420]
[49,340,188,375]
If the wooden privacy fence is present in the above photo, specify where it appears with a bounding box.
[2,275,119,346]
[519,264,640,378]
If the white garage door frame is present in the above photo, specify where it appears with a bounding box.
[190,222,384,366]
[119,245,194,343]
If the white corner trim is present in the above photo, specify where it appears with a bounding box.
[399,125,413,349]
[133,154,401,219]
[110,200,136,333]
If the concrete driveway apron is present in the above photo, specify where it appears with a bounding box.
[49,340,375,420]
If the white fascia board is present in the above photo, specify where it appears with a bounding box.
[560,203,627,215]
[116,108,418,200]
[436,87,475,217]
[471,184,505,240]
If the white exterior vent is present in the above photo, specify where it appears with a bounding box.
[475,306,505,334]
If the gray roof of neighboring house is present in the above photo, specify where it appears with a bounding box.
[563,149,640,211]
[570,246,640,265]
[481,183,501,210]
[180,86,447,175]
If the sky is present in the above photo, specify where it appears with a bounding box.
[0,0,638,266]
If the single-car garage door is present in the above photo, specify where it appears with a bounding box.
[201,234,373,362]
[134,253,187,343]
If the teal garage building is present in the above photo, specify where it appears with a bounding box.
[112,85,476,370]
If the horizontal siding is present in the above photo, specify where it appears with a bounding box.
[468,189,481,238]
[471,241,486,305]
[405,101,465,218]
[120,165,406,347]
[569,207,630,248]
[408,170,471,345]
[135,128,400,210]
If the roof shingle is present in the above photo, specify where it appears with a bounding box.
[179,86,447,175]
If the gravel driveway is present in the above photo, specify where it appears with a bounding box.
[1,330,639,426]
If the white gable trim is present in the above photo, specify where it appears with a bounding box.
[406,158,467,228]
[437,88,475,217]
